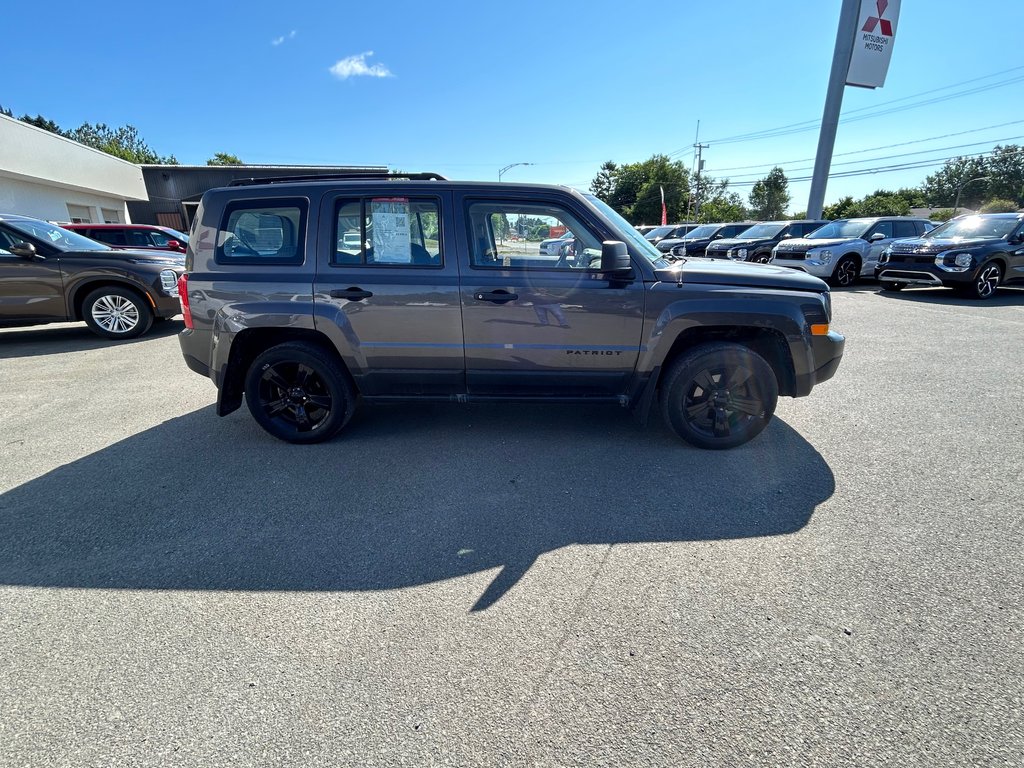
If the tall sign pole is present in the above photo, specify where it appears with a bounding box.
[807,0,901,218]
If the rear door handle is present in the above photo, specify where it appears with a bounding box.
[474,290,518,304]
[330,288,373,301]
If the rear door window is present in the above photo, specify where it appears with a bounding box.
[893,221,917,239]
[332,197,442,267]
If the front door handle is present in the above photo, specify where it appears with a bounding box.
[474,290,519,304]
[330,287,373,301]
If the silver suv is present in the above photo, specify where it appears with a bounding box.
[770,217,934,286]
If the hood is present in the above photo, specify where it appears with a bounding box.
[706,237,764,251]
[60,248,186,267]
[889,236,1002,255]
[656,258,828,292]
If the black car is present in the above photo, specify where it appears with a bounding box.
[705,220,829,262]
[644,223,699,245]
[875,213,1024,299]
[657,222,754,258]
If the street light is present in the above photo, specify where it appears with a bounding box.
[498,162,531,182]
[953,176,991,217]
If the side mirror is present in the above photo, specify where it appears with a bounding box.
[782,233,793,239]
[9,242,38,259]
[165,240,182,251]
[869,232,886,242]
[600,240,632,273]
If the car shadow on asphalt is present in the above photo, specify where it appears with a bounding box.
[0,403,834,612]
[868,285,1024,307]
[0,319,185,359]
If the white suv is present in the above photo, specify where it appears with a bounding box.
[770,217,934,286]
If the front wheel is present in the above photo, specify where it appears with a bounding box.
[660,342,779,450]
[830,256,860,287]
[963,262,1002,300]
[82,286,153,339]
[752,252,771,264]
[244,342,356,443]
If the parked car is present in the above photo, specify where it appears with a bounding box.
[64,223,189,254]
[657,222,755,258]
[705,220,830,262]
[636,225,659,235]
[644,223,699,245]
[538,231,575,256]
[770,217,934,286]
[0,214,184,338]
[177,173,844,450]
[875,213,1024,299]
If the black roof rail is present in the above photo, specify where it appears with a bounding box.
[227,171,447,186]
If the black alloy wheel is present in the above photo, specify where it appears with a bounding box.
[969,262,1002,300]
[831,255,859,287]
[660,342,778,450]
[244,341,355,443]
[753,253,771,264]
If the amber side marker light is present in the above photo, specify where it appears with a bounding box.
[810,324,830,336]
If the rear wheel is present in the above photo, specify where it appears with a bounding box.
[244,342,356,444]
[660,342,779,450]
[82,286,153,339]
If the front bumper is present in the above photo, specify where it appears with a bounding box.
[874,261,978,287]
[793,330,845,396]
[772,256,831,278]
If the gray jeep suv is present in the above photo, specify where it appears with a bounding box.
[177,173,845,449]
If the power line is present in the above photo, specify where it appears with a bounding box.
[668,65,1024,155]
[707,120,1024,173]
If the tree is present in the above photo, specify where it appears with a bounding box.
[985,145,1024,205]
[748,167,790,220]
[923,155,989,208]
[697,191,747,224]
[823,196,858,220]
[20,114,61,133]
[590,154,691,225]
[64,122,177,164]
[589,161,617,201]
[0,105,12,117]
[207,152,243,166]
[851,191,911,217]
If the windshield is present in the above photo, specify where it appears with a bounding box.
[161,227,190,243]
[645,226,673,240]
[736,223,785,240]
[683,225,720,239]
[807,219,872,240]
[6,219,110,251]
[924,215,1019,240]
[585,194,664,264]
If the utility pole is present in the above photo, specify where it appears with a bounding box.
[807,0,861,219]
[693,142,709,220]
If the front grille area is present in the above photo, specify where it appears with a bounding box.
[775,250,808,260]
[890,242,942,256]
[888,255,935,265]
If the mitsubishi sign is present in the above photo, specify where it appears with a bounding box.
[846,0,901,89]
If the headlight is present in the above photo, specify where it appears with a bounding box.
[738,248,748,259]
[160,269,179,296]
[879,248,891,264]
[725,249,735,259]
[817,250,832,264]
[954,253,972,268]
[935,252,973,272]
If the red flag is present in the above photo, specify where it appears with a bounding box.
[660,185,667,225]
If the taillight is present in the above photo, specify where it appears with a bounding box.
[177,273,193,329]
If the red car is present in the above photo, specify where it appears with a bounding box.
[63,223,189,253]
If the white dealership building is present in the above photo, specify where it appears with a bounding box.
[0,113,149,224]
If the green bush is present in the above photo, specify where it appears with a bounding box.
[929,209,956,222]
[979,199,1019,213]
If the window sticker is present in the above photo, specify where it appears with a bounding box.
[49,230,63,242]
[370,198,411,263]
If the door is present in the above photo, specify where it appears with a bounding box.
[0,226,66,323]
[863,220,897,274]
[313,190,465,396]
[456,194,645,397]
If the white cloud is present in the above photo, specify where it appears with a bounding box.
[329,51,393,80]
[271,30,297,46]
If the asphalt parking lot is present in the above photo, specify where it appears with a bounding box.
[1,286,1022,767]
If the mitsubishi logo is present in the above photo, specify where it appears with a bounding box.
[863,0,894,36]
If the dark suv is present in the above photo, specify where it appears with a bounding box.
[0,214,184,338]
[177,174,844,450]
[876,213,1024,299]
[656,222,755,258]
[705,220,830,262]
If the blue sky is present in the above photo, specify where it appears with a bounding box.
[1,0,1021,211]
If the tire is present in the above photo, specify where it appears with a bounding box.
[752,252,771,264]
[881,282,905,292]
[830,255,860,287]
[964,262,1002,300]
[82,286,153,339]
[244,341,356,444]
[660,342,779,450]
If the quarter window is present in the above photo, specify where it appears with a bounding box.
[466,201,602,270]
[332,197,442,267]
[217,199,307,265]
